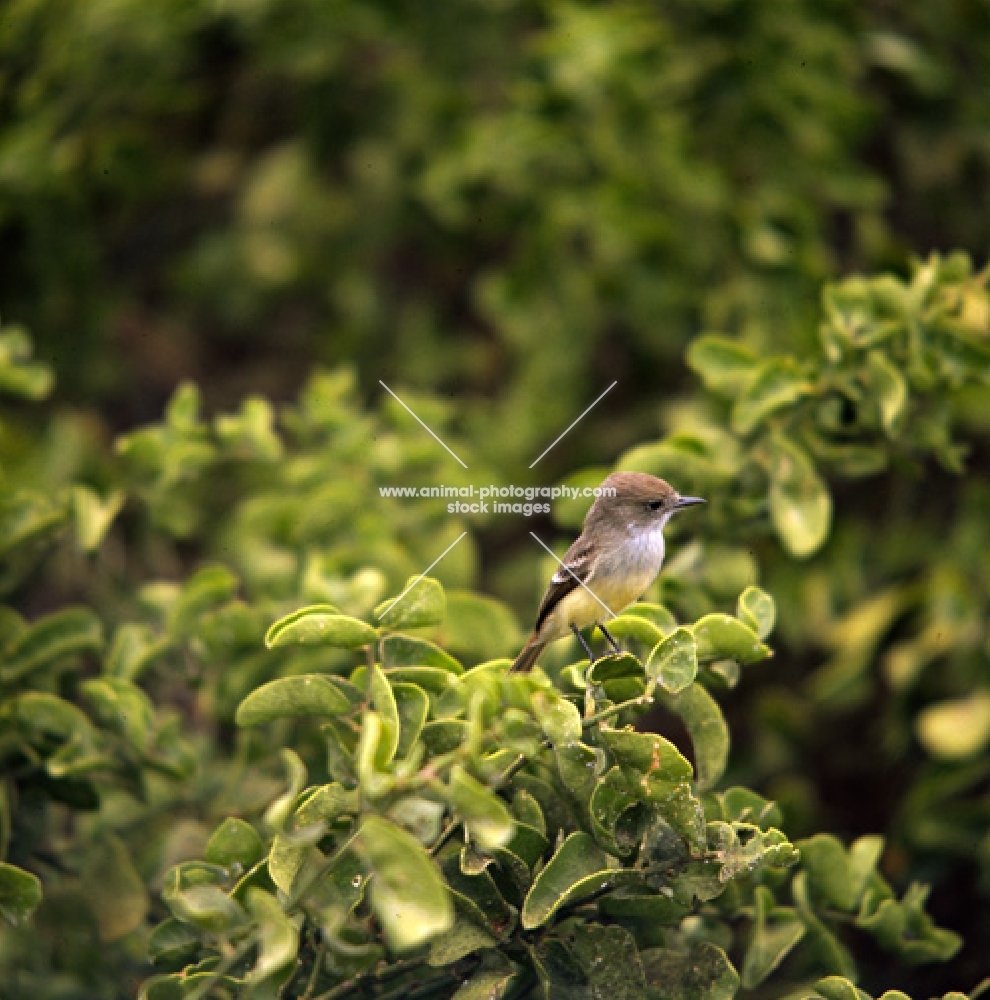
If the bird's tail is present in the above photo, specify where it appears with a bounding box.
[511,635,547,673]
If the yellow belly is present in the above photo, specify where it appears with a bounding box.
[538,564,656,641]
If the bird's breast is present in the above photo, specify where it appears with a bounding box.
[538,529,666,640]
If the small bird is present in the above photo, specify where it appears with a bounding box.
[511,472,705,672]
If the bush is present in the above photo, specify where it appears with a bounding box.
[139,586,963,1000]
[1,250,987,997]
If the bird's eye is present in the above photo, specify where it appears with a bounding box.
[647,500,663,511]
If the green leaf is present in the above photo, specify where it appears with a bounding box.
[374,575,446,628]
[245,889,299,981]
[0,607,103,682]
[571,924,649,1000]
[170,564,239,630]
[532,689,581,745]
[80,677,155,749]
[666,683,729,792]
[267,834,308,897]
[686,335,760,395]
[792,873,858,981]
[235,675,352,726]
[736,586,776,641]
[598,892,688,925]
[868,351,908,432]
[105,623,171,680]
[427,918,498,967]
[166,381,202,429]
[797,834,858,911]
[719,787,782,829]
[916,692,990,759]
[521,832,640,929]
[646,627,698,694]
[81,833,149,942]
[602,614,664,662]
[0,863,42,926]
[165,882,245,934]
[265,605,377,649]
[512,790,546,835]
[384,667,455,697]
[641,941,739,999]
[449,965,516,1000]
[421,719,470,755]
[599,729,693,783]
[0,490,66,595]
[555,741,601,802]
[741,887,806,988]
[323,717,359,786]
[441,855,511,931]
[381,634,463,673]
[766,437,832,558]
[856,880,962,963]
[587,652,646,705]
[70,486,124,553]
[692,614,769,665]
[449,765,514,850]
[264,749,309,831]
[369,663,400,766]
[531,938,588,999]
[305,844,366,932]
[622,602,678,635]
[358,815,453,952]
[441,591,521,660]
[295,783,356,829]
[0,329,53,399]
[393,682,429,757]
[711,822,799,882]
[653,783,708,853]
[148,918,200,969]
[10,692,100,776]
[215,395,283,460]
[813,977,871,1000]
[589,766,642,857]
[205,819,265,870]
[731,358,810,435]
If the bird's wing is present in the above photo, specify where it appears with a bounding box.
[534,534,596,632]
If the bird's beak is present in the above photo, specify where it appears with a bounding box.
[674,495,706,509]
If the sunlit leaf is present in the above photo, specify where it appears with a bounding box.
[265,605,377,649]
[235,675,352,726]
[358,815,453,952]
[731,358,811,435]
[374,575,446,628]
[665,683,730,791]
[245,889,299,981]
[692,614,769,665]
[646,627,698,694]
[521,832,641,929]
[0,863,42,926]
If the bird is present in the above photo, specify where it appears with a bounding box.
[511,472,705,672]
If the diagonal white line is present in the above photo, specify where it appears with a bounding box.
[379,380,468,469]
[529,380,617,469]
[529,531,616,620]
[377,532,469,620]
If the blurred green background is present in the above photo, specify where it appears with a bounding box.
[1,0,990,996]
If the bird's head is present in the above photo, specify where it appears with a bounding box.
[586,471,705,533]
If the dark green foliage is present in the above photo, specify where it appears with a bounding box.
[2,0,989,469]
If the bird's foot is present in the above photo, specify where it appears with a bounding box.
[598,622,622,656]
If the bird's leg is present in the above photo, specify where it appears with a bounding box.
[598,622,622,655]
[571,623,596,663]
